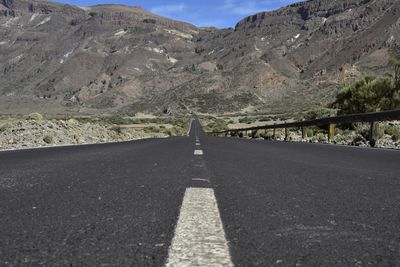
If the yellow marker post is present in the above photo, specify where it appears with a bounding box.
[328,124,335,143]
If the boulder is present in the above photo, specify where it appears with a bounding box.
[27,112,43,121]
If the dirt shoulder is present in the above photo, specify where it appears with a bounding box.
[0,114,190,151]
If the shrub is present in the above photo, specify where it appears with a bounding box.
[334,127,344,136]
[384,125,400,141]
[102,116,132,125]
[238,117,254,124]
[263,131,274,140]
[304,108,337,120]
[205,118,229,133]
[306,128,315,137]
[259,116,274,122]
[143,126,159,134]
[164,127,183,136]
[251,130,261,138]
[389,57,400,87]
[332,60,400,115]
[312,133,327,142]
[110,126,122,134]
[166,129,173,136]
[0,123,12,132]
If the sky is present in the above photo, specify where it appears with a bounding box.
[53,0,303,28]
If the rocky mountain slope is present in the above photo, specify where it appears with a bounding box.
[0,0,399,115]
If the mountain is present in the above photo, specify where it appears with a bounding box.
[0,0,399,115]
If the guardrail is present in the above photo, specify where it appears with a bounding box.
[209,109,400,147]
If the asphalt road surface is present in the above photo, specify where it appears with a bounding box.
[1,119,399,266]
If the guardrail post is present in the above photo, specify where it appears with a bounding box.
[207,110,400,145]
[328,124,335,143]
[369,121,379,147]
[301,127,307,140]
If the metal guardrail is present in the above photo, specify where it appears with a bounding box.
[209,109,400,146]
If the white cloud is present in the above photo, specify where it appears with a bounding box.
[191,18,228,28]
[222,0,292,15]
[222,0,262,15]
[150,3,186,15]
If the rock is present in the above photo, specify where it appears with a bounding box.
[377,134,396,148]
[74,135,85,144]
[67,119,79,126]
[43,135,54,144]
[27,112,43,121]
[352,134,367,147]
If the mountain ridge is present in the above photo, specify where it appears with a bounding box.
[0,0,399,115]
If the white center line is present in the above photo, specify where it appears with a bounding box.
[192,178,210,182]
[195,142,201,146]
[166,188,233,267]
[194,149,203,155]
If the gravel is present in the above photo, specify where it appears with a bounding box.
[0,118,167,151]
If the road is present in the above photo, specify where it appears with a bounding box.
[1,119,399,266]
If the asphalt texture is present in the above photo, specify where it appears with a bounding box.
[1,119,399,266]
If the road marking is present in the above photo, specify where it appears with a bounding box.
[187,119,194,136]
[166,188,233,267]
[195,142,201,146]
[194,149,203,155]
[192,178,210,182]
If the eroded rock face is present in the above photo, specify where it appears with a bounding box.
[0,0,399,115]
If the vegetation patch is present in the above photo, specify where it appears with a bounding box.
[199,116,229,133]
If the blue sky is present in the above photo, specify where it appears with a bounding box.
[53,0,303,28]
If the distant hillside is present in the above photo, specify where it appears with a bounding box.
[0,0,399,115]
